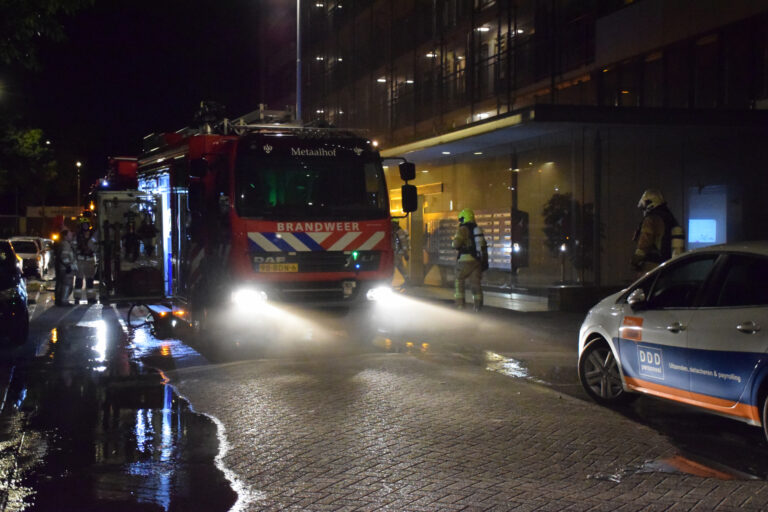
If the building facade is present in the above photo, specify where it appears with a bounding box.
[300,0,768,293]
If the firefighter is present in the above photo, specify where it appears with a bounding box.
[391,220,410,289]
[54,229,77,306]
[451,208,488,311]
[74,215,99,303]
[631,188,685,273]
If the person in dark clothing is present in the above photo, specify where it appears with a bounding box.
[54,229,76,306]
[631,188,685,273]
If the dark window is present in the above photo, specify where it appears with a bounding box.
[716,255,768,307]
[646,255,718,309]
[234,152,389,220]
[666,43,691,108]
[618,60,640,107]
[694,35,720,108]
[599,66,619,106]
[723,26,753,108]
[642,53,664,107]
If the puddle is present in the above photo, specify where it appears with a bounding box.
[484,351,548,384]
[0,308,237,511]
[588,454,761,483]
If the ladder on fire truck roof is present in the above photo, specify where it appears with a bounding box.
[195,102,365,138]
[143,103,368,153]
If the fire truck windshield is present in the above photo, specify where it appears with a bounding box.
[235,153,390,220]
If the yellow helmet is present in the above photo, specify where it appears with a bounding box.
[637,189,665,213]
[458,208,475,224]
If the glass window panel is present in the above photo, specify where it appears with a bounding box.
[647,255,718,309]
[666,43,691,108]
[717,255,768,307]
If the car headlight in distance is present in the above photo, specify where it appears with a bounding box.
[231,288,268,309]
[366,285,394,302]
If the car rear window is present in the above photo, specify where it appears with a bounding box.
[12,241,38,253]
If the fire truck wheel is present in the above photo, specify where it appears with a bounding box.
[190,307,211,345]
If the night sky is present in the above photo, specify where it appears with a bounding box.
[6,0,295,206]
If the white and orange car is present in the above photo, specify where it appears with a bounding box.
[578,242,768,440]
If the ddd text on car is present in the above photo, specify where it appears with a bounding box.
[578,242,768,440]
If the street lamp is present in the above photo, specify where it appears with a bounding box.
[76,161,82,209]
[296,0,301,122]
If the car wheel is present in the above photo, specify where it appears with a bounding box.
[761,394,768,443]
[579,338,636,405]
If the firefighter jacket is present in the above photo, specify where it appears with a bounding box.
[632,203,683,267]
[392,225,410,260]
[452,222,488,266]
[75,228,97,260]
[55,239,77,274]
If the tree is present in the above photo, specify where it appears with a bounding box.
[0,0,93,69]
[0,124,58,212]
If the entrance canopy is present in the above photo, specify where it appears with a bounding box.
[381,104,768,163]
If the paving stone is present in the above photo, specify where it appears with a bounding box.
[170,353,768,511]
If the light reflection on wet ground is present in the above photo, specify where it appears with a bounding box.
[588,453,762,482]
[485,351,541,381]
[0,304,236,511]
[8,287,764,511]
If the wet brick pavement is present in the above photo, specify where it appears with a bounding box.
[168,351,768,511]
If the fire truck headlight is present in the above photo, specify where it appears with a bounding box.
[366,285,394,302]
[231,288,269,309]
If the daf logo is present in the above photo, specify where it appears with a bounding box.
[254,256,285,263]
[263,144,273,154]
[353,147,363,156]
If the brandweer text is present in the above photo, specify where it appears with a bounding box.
[277,222,360,232]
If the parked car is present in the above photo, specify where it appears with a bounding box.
[578,242,768,440]
[9,237,44,278]
[0,241,29,345]
[37,237,54,273]
[0,240,23,274]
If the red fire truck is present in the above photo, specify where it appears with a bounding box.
[134,106,416,331]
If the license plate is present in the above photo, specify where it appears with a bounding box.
[258,263,298,272]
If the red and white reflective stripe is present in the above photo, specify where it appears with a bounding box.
[355,231,385,250]
[327,232,362,251]
[247,231,386,252]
